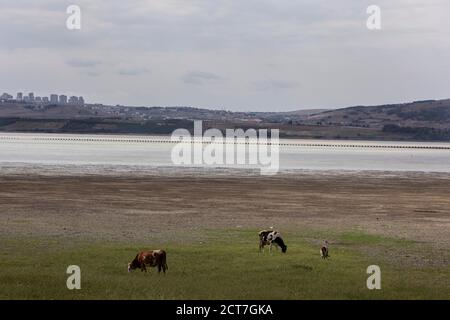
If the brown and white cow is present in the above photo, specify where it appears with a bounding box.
[127,250,168,273]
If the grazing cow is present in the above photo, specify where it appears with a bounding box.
[259,230,287,253]
[320,241,329,259]
[128,250,168,273]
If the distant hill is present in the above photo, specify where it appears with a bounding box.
[0,102,107,119]
[305,99,450,130]
[0,99,449,141]
[0,101,325,122]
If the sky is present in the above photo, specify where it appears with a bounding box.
[0,0,449,111]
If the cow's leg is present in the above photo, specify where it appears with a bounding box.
[271,242,279,252]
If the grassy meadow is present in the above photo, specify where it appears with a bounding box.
[0,229,449,300]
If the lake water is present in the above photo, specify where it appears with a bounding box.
[1,132,450,173]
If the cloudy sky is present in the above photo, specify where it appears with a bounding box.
[1,0,449,111]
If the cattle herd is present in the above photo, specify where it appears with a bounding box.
[127,229,329,274]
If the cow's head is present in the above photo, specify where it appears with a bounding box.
[281,245,287,253]
[128,254,140,272]
[127,262,134,272]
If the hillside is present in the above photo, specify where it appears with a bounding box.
[0,99,449,141]
[304,99,450,129]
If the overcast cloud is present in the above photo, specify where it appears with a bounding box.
[0,0,449,111]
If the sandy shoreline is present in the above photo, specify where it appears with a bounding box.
[2,162,450,178]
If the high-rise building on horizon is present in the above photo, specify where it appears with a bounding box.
[50,94,58,104]
[28,92,34,102]
[59,95,67,104]
[0,93,13,101]
[69,96,79,104]
[16,92,23,100]
[42,97,49,103]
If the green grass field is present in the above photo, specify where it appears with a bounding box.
[0,229,449,299]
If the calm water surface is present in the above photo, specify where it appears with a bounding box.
[1,133,450,173]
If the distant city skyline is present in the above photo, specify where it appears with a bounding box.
[1,90,85,105]
[1,1,450,111]
[2,88,448,111]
